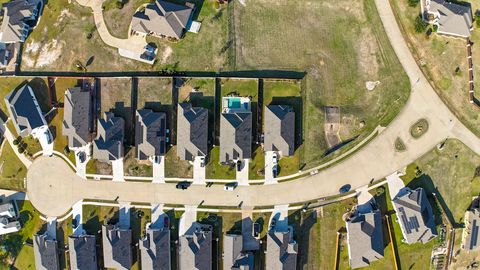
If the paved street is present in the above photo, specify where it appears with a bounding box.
[24,0,480,218]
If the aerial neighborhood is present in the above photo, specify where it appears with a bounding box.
[0,0,480,269]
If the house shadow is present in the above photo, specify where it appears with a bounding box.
[270,96,303,151]
[293,210,317,270]
[108,102,132,145]
[406,173,455,227]
[29,77,51,112]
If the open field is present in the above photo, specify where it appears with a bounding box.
[232,0,409,168]
[390,0,480,138]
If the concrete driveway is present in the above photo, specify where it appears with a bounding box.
[236,159,249,186]
[75,0,147,54]
[112,159,124,181]
[152,156,165,183]
[72,200,83,235]
[264,151,276,185]
[193,156,206,185]
[269,204,289,232]
[179,205,197,236]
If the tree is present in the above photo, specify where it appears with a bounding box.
[408,0,420,7]
[414,15,428,33]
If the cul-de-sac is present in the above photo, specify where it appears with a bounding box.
[1,0,480,269]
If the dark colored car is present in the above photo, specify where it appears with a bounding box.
[72,219,78,229]
[163,216,169,228]
[253,223,260,238]
[269,218,277,231]
[176,181,191,190]
[339,184,351,194]
[272,165,278,178]
[236,160,242,171]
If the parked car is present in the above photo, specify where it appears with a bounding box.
[199,157,205,167]
[339,184,351,194]
[163,216,169,228]
[236,160,242,171]
[272,165,278,178]
[72,219,78,229]
[310,169,319,176]
[76,151,86,163]
[154,156,160,164]
[253,223,260,238]
[272,152,278,165]
[224,182,238,191]
[176,181,191,190]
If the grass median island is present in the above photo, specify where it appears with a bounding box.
[390,0,480,138]
[410,118,429,138]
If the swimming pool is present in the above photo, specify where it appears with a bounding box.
[228,98,241,109]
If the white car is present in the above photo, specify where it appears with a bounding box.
[224,183,237,191]
[272,152,278,166]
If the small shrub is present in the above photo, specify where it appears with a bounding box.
[18,147,25,154]
[408,0,420,7]
[12,139,18,145]
[64,146,70,154]
[432,24,438,32]
[414,15,428,33]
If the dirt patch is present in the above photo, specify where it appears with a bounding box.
[54,9,72,26]
[160,45,173,64]
[324,106,341,148]
[23,39,64,68]
[357,28,379,78]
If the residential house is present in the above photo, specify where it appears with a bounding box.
[0,42,14,69]
[68,234,98,270]
[178,222,212,270]
[0,0,43,43]
[392,187,437,244]
[5,83,52,154]
[266,229,298,269]
[176,102,208,161]
[139,223,171,270]
[346,209,384,269]
[102,224,133,270]
[461,198,480,251]
[131,0,194,39]
[0,201,20,235]
[223,234,254,270]
[220,97,252,163]
[264,105,295,156]
[93,112,125,161]
[135,109,167,160]
[62,87,92,149]
[33,232,60,270]
[421,0,473,38]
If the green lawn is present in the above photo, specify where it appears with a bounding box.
[0,143,27,191]
[220,78,258,100]
[124,148,153,177]
[0,201,44,269]
[249,147,264,180]
[206,146,235,180]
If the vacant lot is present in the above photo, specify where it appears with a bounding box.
[233,0,409,168]
[391,0,480,138]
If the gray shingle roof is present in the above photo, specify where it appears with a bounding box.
[0,0,42,43]
[264,105,295,156]
[93,112,124,161]
[220,112,252,163]
[266,230,297,270]
[462,199,480,251]
[131,0,194,39]
[346,209,384,269]
[102,224,132,270]
[426,0,472,37]
[177,103,208,161]
[33,233,60,270]
[179,222,212,270]
[392,187,437,244]
[62,87,92,148]
[135,109,167,160]
[5,83,46,137]
[223,234,254,270]
[68,234,97,270]
[139,227,171,270]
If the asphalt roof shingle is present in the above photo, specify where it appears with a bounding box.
[264,105,295,156]
[62,87,92,148]
[177,103,208,160]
